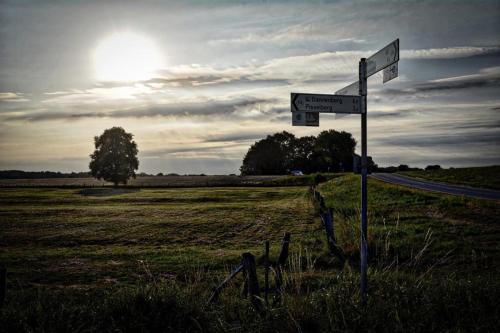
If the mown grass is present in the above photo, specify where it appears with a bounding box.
[0,187,320,289]
[400,165,500,190]
[1,177,499,332]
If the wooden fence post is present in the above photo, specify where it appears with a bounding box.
[319,195,326,211]
[0,266,5,308]
[241,253,262,311]
[277,232,291,268]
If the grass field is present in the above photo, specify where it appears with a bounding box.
[1,175,499,332]
[399,165,500,190]
[0,175,286,188]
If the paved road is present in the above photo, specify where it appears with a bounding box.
[370,173,500,201]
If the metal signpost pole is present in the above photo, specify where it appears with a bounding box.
[292,39,399,305]
[359,58,368,305]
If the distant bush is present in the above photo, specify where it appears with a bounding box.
[259,173,340,187]
[425,165,442,171]
[398,164,410,171]
[312,173,327,185]
[376,166,398,173]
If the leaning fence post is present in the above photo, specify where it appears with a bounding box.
[208,264,244,304]
[241,253,262,311]
[324,209,334,244]
[321,209,346,265]
[0,266,6,308]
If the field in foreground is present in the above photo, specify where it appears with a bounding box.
[0,176,499,332]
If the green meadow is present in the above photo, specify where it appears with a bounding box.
[0,175,499,332]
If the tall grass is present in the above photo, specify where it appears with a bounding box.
[2,267,498,332]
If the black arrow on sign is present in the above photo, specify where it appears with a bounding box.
[292,94,300,111]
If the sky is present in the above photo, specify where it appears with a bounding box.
[0,0,499,174]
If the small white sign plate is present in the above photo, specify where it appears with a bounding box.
[383,62,398,83]
[291,93,362,114]
[367,39,399,77]
[292,111,319,126]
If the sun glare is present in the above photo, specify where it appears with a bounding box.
[93,32,164,82]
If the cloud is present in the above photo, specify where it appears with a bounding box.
[416,66,500,92]
[4,96,278,122]
[368,110,406,119]
[373,127,500,148]
[402,46,500,60]
[379,66,500,97]
[145,75,290,89]
[0,92,30,102]
[144,46,500,90]
[204,132,268,143]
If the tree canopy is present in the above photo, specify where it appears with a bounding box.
[89,127,139,186]
[240,130,363,175]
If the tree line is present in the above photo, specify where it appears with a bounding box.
[0,170,91,179]
[240,130,376,175]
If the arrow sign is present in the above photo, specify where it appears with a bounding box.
[291,93,362,114]
[366,38,399,77]
[292,111,319,126]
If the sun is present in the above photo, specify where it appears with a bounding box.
[93,32,164,82]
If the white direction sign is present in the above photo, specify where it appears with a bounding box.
[291,93,362,114]
[292,111,319,126]
[383,62,398,83]
[366,39,399,77]
[335,81,359,95]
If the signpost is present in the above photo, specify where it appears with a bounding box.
[366,39,399,77]
[291,93,362,114]
[291,39,400,304]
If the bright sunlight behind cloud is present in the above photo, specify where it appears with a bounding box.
[92,32,164,82]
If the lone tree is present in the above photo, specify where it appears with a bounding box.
[89,127,139,186]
